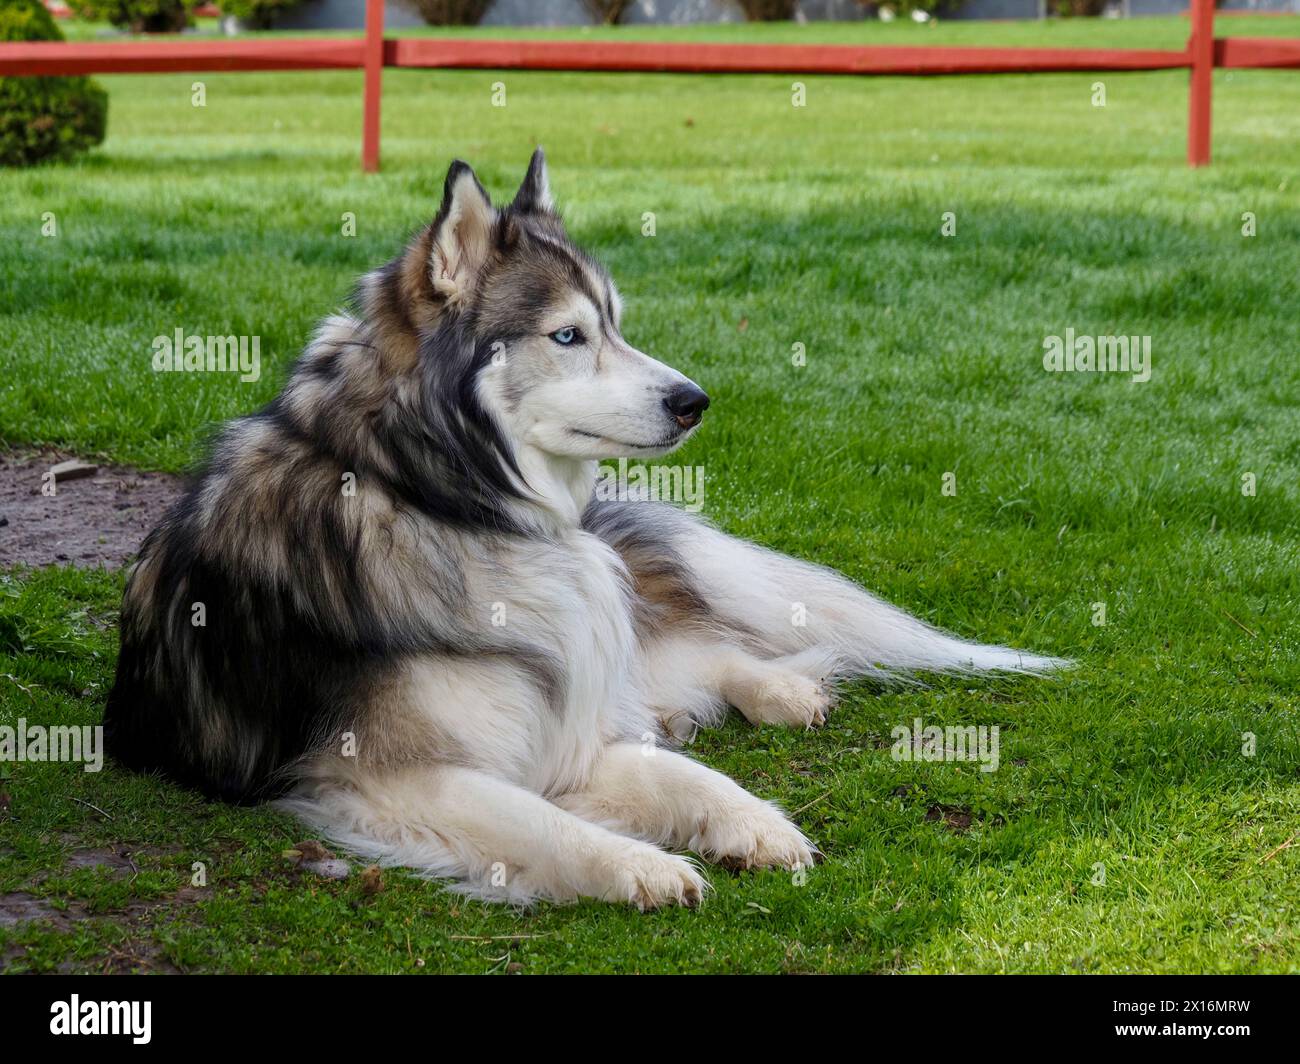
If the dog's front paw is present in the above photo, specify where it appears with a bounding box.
[605,843,707,911]
[693,804,817,872]
[737,672,832,729]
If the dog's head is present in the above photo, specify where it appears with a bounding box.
[380,151,708,463]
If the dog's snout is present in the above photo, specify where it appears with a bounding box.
[664,382,710,429]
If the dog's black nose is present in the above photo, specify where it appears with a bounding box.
[664,383,710,429]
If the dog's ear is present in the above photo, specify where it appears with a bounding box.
[430,160,495,307]
[511,147,554,215]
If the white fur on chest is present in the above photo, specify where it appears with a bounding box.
[394,447,651,796]
[425,528,641,796]
[530,530,638,792]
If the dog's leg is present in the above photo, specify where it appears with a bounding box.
[642,636,836,733]
[556,743,816,871]
[281,762,705,909]
[716,646,836,729]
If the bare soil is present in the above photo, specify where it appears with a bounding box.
[0,451,183,570]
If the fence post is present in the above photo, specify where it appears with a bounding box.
[362,0,384,173]
[1187,0,1214,167]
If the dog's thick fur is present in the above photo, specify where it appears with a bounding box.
[105,152,1064,908]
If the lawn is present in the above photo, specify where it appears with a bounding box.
[2,15,1299,974]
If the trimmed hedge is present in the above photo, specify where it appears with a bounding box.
[738,0,798,18]
[0,0,107,168]
[218,0,302,29]
[582,0,632,23]
[400,0,492,25]
[70,0,192,33]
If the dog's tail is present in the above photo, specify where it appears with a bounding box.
[587,499,1069,683]
[781,590,1071,684]
[679,523,1071,681]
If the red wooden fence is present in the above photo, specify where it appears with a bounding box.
[1187,0,1215,165]
[2,1,1297,171]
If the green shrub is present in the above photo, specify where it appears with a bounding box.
[70,0,192,33]
[218,0,302,29]
[1051,0,1108,14]
[581,0,632,23]
[737,0,798,17]
[399,0,491,25]
[0,0,107,167]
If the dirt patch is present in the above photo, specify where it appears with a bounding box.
[926,805,975,833]
[2,837,219,972]
[0,891,80,930]
[64,847,139,877]
[1,882,202,974]
[924,804,1007,834]
[0,451,183,570]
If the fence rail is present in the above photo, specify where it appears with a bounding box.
[385,39,1196,75]
[1,0,1295,170]
[1215,35,1300,66]
[0,38,365,73]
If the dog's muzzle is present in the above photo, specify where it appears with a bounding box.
[664,382,710,430]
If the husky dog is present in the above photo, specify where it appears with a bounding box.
[105,152,1063,908]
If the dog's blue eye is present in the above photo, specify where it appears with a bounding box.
[550,327,580,347]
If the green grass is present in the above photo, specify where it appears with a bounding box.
[2,15,1300,973]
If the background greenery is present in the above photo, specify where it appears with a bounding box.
[0,0,106,168]
[1,16,1298,973]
